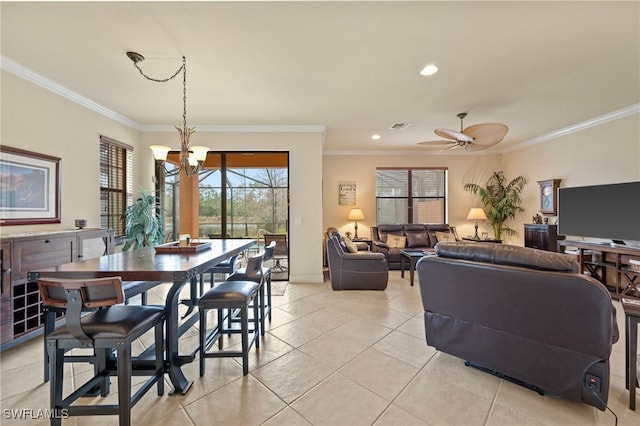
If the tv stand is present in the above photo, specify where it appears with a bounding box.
[559,240,640,299]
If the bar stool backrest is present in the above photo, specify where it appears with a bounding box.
[244,253,264,281]
[263,241,276,264]
[38,277,124,309]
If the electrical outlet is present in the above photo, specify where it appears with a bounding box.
[585,374,601,393]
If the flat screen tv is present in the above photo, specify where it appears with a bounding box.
[557,181,640,243]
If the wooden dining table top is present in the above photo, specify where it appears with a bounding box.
[28,238,256,283]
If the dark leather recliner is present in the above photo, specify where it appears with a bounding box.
[416,242,619,410]
[326,228,388,290]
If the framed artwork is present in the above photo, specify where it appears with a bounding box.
[0,146,61,225]
[338,183,356,205]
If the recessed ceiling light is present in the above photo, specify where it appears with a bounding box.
[420,64,439,76]
[371,134,381,140]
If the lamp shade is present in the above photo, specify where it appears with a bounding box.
[347,208,365,221]
[149,145,171,161]
[189,146,209,162]
[466,208,487,221]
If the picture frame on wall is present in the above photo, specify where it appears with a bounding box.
[338,182,356,205]
[0,146,61,225]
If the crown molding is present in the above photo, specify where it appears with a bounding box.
[498,103,640,153]
[323,149,495,156]
[1,55,142,130]
[141,124,326,134]
[4,55,636,153]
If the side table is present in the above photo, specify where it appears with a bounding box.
[400,249,434,286]
[462,237,502,244]
[352,238,373,251]
[622,297,640,411]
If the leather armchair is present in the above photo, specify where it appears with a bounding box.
[326,228,388,290]
[417,242,619,410]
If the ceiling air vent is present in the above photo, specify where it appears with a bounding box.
[390,122,410,130]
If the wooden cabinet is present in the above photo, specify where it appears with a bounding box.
[0,228,113,350]
[524,224,562,252]
[1,242,12,343]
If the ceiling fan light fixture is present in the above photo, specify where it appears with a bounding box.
[419,64,439,76]
[371,134,381,140]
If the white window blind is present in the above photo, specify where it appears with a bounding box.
[376,168,447,224]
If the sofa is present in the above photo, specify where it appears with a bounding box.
[326,228,388,290]
[416,242,619,410]
[371,224,456,269]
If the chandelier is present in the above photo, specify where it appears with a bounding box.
[126,51,209,177]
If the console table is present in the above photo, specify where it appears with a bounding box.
[559,240,640,299]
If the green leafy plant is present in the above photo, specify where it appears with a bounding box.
[464,171,527,240]
[122,187,165,251]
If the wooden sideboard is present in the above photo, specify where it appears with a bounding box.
[559,240,640,300]
[524,224,563,252]
[0,228,114,350]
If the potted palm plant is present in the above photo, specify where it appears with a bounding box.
[464,171,527,240]
[121,187,165,251]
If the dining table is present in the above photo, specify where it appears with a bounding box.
[28,238,256,395]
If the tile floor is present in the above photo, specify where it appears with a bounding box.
[1,271,639,426]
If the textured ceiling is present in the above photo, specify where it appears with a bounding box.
[2,1,639,153]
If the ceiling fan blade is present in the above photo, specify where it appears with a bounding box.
[417,140,456,146]
[462,123,508,146]
[442,144,461,151]
[434,128,473,142]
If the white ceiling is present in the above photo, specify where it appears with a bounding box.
[2,1,639,154]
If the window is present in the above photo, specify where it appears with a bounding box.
[195,152,289,238]
[99,136,133,237]
[376,168,447,224]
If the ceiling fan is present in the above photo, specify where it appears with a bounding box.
[418,112,508,152]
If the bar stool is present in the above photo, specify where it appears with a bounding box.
[622,297,640,411]
[42,280,161,382]
[229,241,275,322]
[38,277,165,426]
[198,253,264,376]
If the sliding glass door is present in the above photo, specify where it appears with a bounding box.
[160,151,289,279]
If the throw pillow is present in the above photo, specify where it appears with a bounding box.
[342,236,359,253]
[435,231,456,242]
[406,231,429,248]
[386,234,407,249]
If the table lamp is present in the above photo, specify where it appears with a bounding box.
[347,208,365,240]
[467,208,487,240]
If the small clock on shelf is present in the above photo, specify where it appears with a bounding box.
[537,179,561,215]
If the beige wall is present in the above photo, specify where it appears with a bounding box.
[1,71,145,233]
[322,153,500,241]
[3,69,638,282]
[502,113,640,245]
[2,72,325,283]
[141,131,325,283]
[322,113,640,246]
